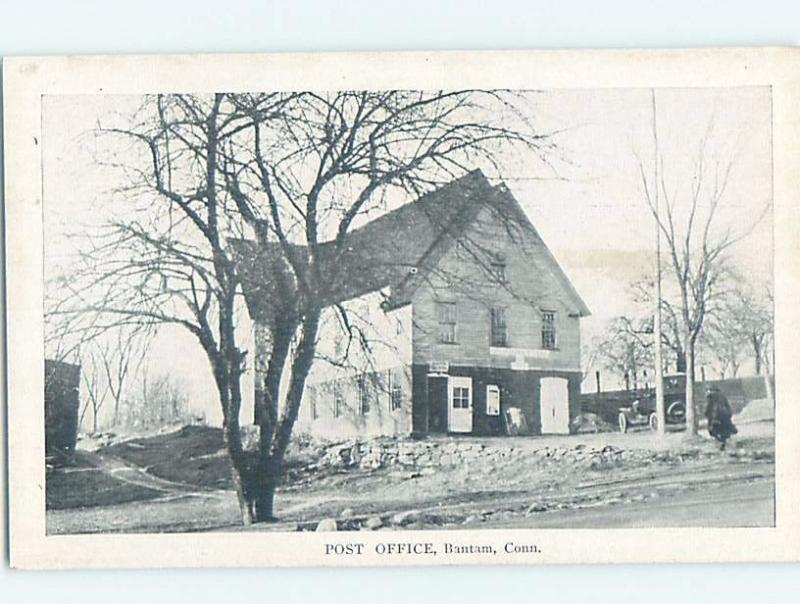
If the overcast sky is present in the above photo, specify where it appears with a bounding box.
[43,87,773,423]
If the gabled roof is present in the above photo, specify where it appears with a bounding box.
[231,169,590,322]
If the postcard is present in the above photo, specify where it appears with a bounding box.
[4,48,800,568]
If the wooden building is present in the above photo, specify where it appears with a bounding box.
[235,170,589,438]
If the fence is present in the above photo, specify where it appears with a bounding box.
[580,375,773,425]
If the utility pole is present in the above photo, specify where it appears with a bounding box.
[652,89,666,435]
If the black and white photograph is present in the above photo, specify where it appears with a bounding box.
[4,49,799,568]
[40,84,775,533]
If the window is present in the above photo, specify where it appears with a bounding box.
[308,386,318,421]
[389,370,403,411]
[333,382,343,418]
[490,307,508,347]
[486,384,501,416]
[490,260,506,283]
[452,386,471,409]
[437,302,457,344]
[541,310,557,349]
[358,376,370,415]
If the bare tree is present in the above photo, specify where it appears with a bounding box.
[636,119,768,435]
[79,347,109,434]
[731,284,772,376]
[122,369,190,429]
[50,91,554,523]
[702,276,771,378]
[629,274,688,374]
[98,327,152,426]
[595,316,654,389]
[702,323,746,379]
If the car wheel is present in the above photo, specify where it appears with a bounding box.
[618,412,628,433]
[649,412,658,432]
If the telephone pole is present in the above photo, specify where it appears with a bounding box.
[652,89,666,435]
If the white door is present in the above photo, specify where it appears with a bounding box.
[540,377,570,434]
[448,376,473,433]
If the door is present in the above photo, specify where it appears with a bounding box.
[447,376,473,433]
[540,377,570,434]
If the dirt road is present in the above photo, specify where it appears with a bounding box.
[484,478,774,529]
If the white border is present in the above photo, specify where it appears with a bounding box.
[4,48,800,569]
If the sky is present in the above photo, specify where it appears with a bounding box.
[42,87,773,425]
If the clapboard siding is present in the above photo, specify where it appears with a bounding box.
[411,203,582,372]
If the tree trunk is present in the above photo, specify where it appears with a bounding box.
[753,334,762,375]
[248,462,280,523]
[684,341,698,435]
[762,349,775,403]
[232,457,281,523]
[231,468,254,526]
[675,349,687,373]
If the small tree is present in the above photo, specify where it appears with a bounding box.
[99,327,152,426]
[122,370,190,429]
[79,347,109,434]
[703,276,772,378]
[74,326,151,432]
[595,316,654,389]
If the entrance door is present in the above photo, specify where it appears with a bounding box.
[447,376,473,433]
[540,377,570,434]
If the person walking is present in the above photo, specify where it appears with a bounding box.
[705,386,738,450]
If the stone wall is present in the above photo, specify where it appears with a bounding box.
[312,437,644,473]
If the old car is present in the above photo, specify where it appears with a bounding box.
[617,374,687,433]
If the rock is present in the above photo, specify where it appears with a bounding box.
[315,518,338,532]
[361,456,383,470]
[526,502,548,514]
[350,443,363,465]
[398,458,416,467]
[390,510,420,526]
[365,516,383,530]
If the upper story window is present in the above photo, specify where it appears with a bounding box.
[333,382,343,418]
[358,376,371,415]
[541,310,557,349]
[437,302,457,344]
[490,307,508,347]
[389,370,403,411]
[490,260,507,284]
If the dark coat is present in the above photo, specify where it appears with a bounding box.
[705,390,738,442]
